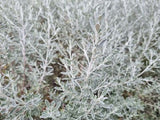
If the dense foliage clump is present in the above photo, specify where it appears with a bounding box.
[0,0,160,119]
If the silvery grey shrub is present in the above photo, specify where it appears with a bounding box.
[0,0,160,120]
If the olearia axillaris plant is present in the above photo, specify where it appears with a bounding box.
[0,0,160,119]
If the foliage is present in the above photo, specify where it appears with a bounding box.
[0,0,160,119]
